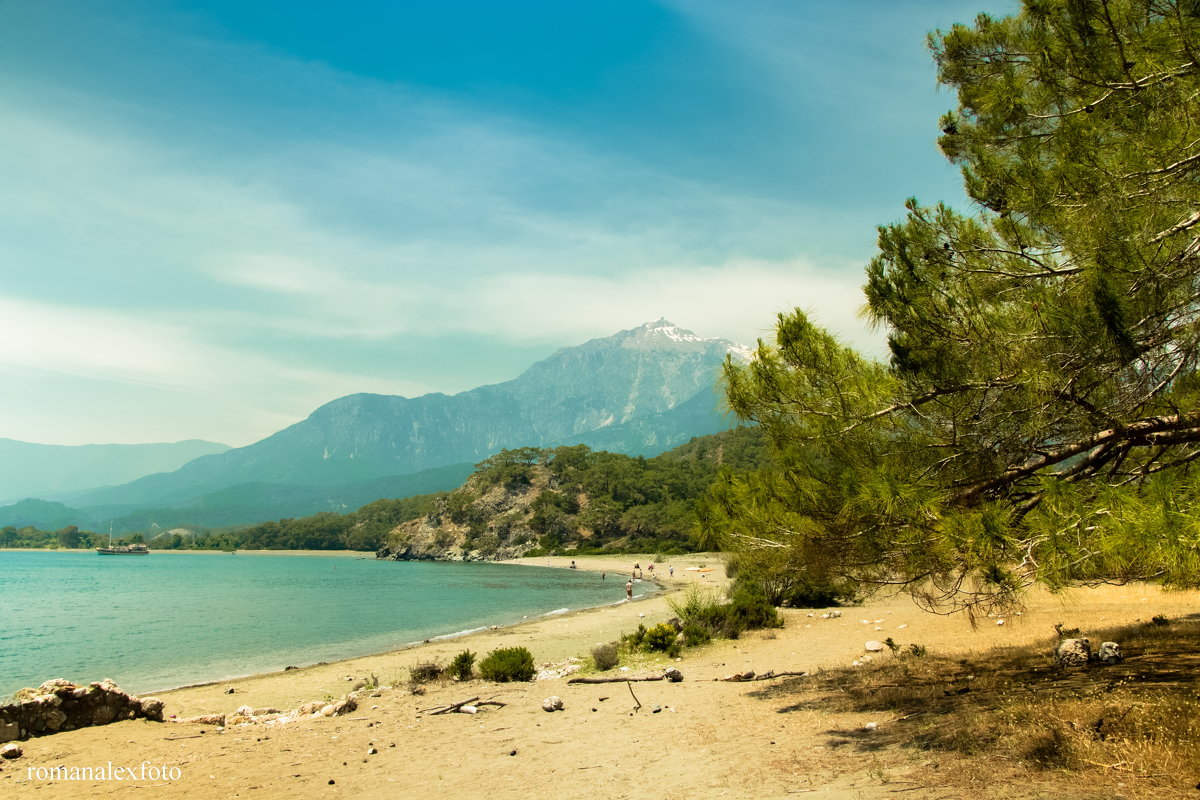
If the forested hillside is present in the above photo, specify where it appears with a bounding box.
[378,427,764,560]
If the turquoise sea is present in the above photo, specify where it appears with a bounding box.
[0,550,644,697]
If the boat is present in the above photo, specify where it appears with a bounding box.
[96,525,150,555]
[96,543,150,555]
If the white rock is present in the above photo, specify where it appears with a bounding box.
[863,721,878,731]
[541,696,564,712]
[864,640,885,652]
[996,619,1005,626]
[1,743,22,759]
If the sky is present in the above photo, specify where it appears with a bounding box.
[0,0,1017,448]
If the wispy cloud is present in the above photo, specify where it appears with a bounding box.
[0,0,913,445]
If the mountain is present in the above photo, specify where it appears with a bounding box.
[2,320,747,531]
[0,438,230,504]
[70,320,747,514]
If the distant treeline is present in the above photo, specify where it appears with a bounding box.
[4,428,764,554]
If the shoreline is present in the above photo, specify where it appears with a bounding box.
[6,565,1199,799]
[151,553,724,715]
[1,550,700,701]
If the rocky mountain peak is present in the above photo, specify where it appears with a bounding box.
[616,319,752,362]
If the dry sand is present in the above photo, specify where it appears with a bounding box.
[3,553,1196,799]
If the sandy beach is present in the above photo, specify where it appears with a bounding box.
[3,553,1197,799]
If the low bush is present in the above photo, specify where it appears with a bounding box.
[409,661,444,684]
[643,622,679,653]
[449,649,476,681]
[479,646,536,682]
[681,621,712,647]
[591,642,619,671]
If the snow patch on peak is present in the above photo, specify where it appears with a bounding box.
[626,319,754,361]
[726,343,755,363]
[635,319,704,343]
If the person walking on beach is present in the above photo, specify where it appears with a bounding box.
[625,580,633,601]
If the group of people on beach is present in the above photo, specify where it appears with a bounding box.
[576,559,677,602]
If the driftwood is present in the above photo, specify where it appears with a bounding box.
[568,675,665,685]
[425,697,507,715]
[716,670,808,683]
[428,697,479,715]
[626,681,641,711]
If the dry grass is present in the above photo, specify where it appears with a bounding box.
[752,613,1200,799]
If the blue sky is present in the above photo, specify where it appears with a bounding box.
[0,0,1016,447]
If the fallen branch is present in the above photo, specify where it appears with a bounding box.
[715,670,808,682]
[627,681,642,712]
[568,675,664,685]
[427,697,481,715]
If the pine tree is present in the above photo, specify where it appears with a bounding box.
[711,0,1200,612]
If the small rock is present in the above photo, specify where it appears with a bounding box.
[541,696,564,712]
[1,743,22,760]
[368,747,378,755]
[864,640,885,652]
[137,697,165,721]
[863,721,878,731]
[1097,641,1123,665]
[224,687,236,694]
[664,667,683,682]
[1056,638,1091,668]
[651,705,662,713]
[996,619,1005,626]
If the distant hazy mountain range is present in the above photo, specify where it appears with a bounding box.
[0,439,229,505]
[0,320,747,532]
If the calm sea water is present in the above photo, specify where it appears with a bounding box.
[0,550,644,697]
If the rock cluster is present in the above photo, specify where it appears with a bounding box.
[1055,638,1124,667]
[173,694,358,728]
[0,679,163,742]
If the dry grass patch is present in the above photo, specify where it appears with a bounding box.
[753,614,1200,798]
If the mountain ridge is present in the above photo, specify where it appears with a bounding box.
[4,321,747,530]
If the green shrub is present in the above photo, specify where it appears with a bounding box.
[667,584,722,621]
[681,621,712,647]
[479,646,536,682]
[643,622,678,653]
[449,649,476,681]
[621,624,648,651]
[591,642,619,671]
